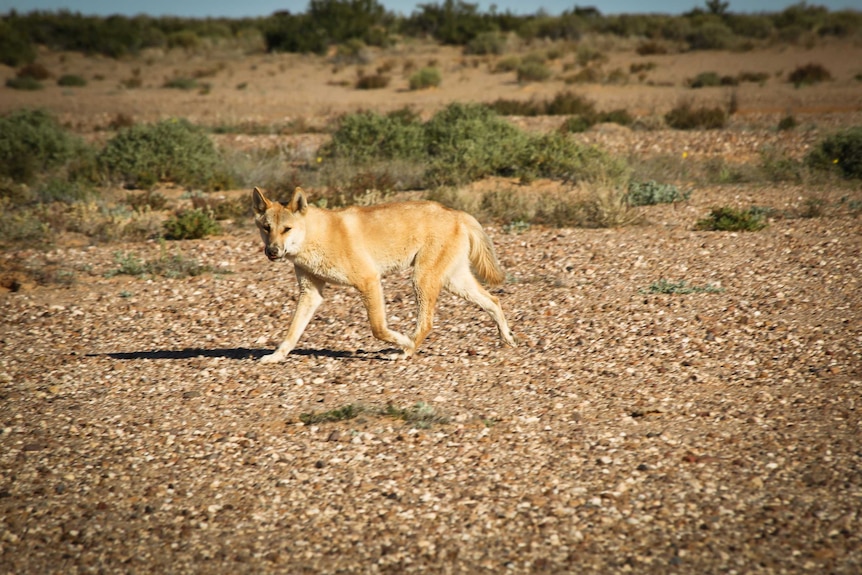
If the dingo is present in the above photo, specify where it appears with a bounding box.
[252,187,517,363]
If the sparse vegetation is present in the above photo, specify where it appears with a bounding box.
[106,243,213,278]
[516,61,552,83]
[777,115,798,131]
[806,127,862,180]
[0,109,88,184]
[355,73,390,90]
[57,74,87,87]
[98,119,229,190]
[627,181,691,206]
[695,206,767,231]
[665,103,726,130]
[641,279,723,294]
[5,76,43,90]
[408,67,441,90]
[788,63,832,87]
[299,402,449,428]
[163,208,221,240]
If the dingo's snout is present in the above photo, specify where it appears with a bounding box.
[265,245,281,260]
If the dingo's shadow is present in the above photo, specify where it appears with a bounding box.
[90,347,395,361]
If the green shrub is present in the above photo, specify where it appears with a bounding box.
[98,119,225,189]
[560,115,594,133]
[322,110,425,164]
[0,21,36,66]
[517,61,552,83]
[488,98,543,116]
[688,71,722,88]
[641,279,723,294]
[777,115,797,131]
[465,31,507,55]
[162,77,198,90]
[519,132,623,183]
[6,76,43,90]
[0,109,84,184]
[355,73,390,90]
[806,127,862,179]
[636,41,668,55]
[409,67,441,90]
[300,404,363,424]
[737,71,769,84]
[57,74,87,87]
[17,62,51,80]
[425,103,530,185]
[492,55,520,73]
[665,103,726,130]
[788,63,831,87]
[695,206,767,231]
[107,245,213,278]
[125,190,169,212]
[627,180,690,206]
[598,108,634,126]
[163,208,221,240]
[545,91,596,116]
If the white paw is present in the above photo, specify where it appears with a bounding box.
[259,352,284,364]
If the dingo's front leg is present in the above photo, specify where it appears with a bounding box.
[260,270,326,364]
[356,276,415,357]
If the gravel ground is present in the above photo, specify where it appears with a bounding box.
[2,177,862,573]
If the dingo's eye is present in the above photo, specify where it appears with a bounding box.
[261,224,271,232]
[283,226,291,234]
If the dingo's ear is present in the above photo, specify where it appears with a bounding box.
[288,187,308,214]
[252,187,270,215]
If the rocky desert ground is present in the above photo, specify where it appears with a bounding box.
[1,35,862,573]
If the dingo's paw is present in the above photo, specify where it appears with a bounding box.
[259,352,285,364]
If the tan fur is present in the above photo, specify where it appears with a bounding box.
[252,187,517,363]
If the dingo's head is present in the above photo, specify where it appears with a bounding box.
[252,187,308,261]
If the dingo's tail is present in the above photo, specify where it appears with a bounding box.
[466,216,506,286]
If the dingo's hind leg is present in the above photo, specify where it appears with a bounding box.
[445,263,517,347]
[411,274,443,351]
[356,275,415,356]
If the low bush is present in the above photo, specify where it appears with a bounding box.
[0,109,86,184]
[492,55,520,73]
[788,63,831,87]
[323,103,624,189]
[688,71,738,88]
[737,71,769,84]
[627,180,690,205]
[17,62,51,80]
[107,245,213,279]
[162,77,198,90]
[665,103,726,130]
[806,126,862,179]
[5,77,43,90]
[57,74,87,87]
[424,103,530,185]
[98,119,226,190]
[487,98,543,116]
[695,206,767,231]
[355,73,390,90]
[0,21,36,66]
[636,41,668,55]
[777,115,798,131]
[465,31,507,55]
[409,67,441,90]
[517,61,552,83]
[641,279,723,294]
[163,208,221,240]
[322,110,426,165]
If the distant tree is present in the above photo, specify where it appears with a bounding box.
[706,0,730,17]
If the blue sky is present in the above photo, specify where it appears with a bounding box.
[0,0,859,18]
